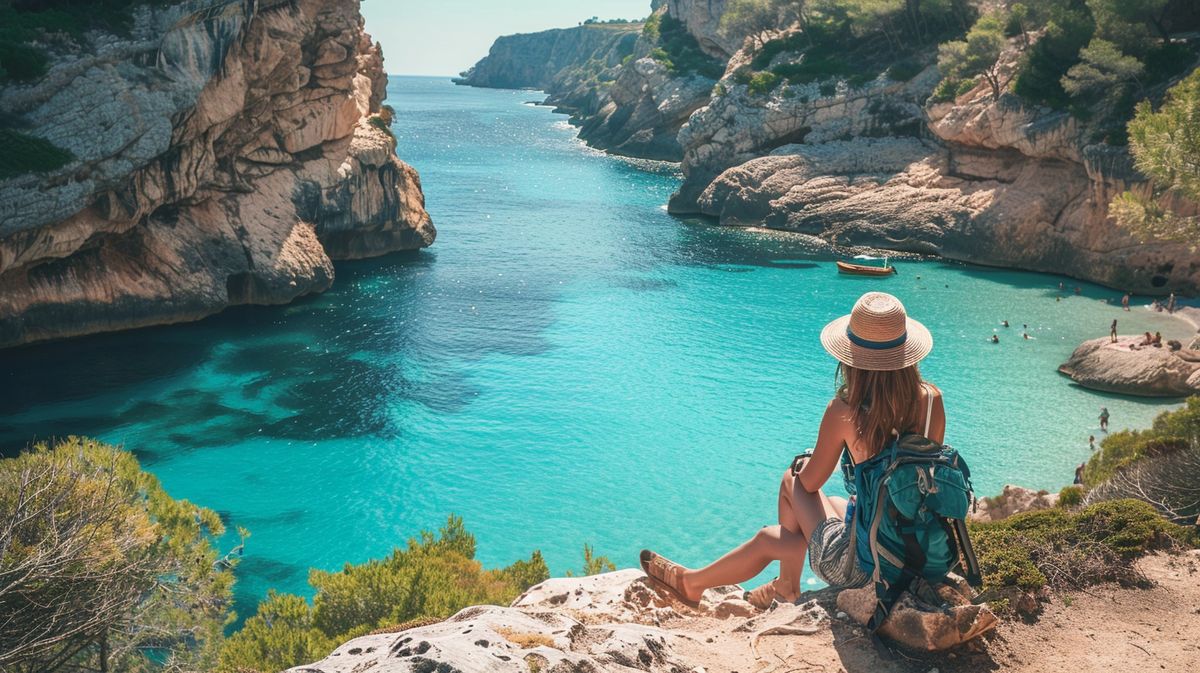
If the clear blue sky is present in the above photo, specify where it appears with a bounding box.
[362,0,653,77]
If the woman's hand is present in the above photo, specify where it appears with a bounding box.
[790,452,813,476]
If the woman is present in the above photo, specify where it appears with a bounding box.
[640,292,944,608]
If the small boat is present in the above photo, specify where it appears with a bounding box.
[837,259,896,276]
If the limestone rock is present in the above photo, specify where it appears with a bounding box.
[454,24,640,90]
[1058,337,1200,397]
[0,0,433,348]
[970,485,1059,523]
[667,0,738,58]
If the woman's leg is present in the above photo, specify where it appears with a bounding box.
[678,525,808,602]
[780,468,846,539]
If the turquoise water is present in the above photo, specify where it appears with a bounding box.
[0,76,1191,615]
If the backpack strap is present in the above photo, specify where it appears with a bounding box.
[922,383,934,437]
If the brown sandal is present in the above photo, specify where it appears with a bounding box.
[639,549,701,608]
[743,577,797,610]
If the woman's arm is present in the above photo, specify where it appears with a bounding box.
[797,399,849,493]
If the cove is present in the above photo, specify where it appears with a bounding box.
[0,76,1190,619]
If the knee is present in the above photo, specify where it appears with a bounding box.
[779,468,795,493]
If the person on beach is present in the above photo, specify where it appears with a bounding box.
[1100,407,1110,432]
[638,292,943,609]
[1122,293,1131,311]
[1167,293,1176,314]
[1152,331,1163,347]
[1110,319,1118,343]
[1074,463,1085,485]
[1089,435,1096,451]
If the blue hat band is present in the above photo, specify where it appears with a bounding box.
[846,326,907,350]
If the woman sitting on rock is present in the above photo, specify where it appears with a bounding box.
[640,292,944,608]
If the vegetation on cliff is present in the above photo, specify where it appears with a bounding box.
[0,0,169,83]
[1111,69,1200,249]
[0,439,234,673]
[217,516,552,673]
[1082,396,1200,525]
[646,12,726,79]
[968,499,1192,613]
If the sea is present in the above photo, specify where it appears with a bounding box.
[0,76,1191,618]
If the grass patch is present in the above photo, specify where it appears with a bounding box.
[0,128,73,179]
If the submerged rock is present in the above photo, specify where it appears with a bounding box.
[970,485,1059,523]
[1059,336,1200,397]
[0,0,434,348]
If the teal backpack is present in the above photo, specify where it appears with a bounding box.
[839,390,982,646]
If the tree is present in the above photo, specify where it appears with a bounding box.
[566,544,617,577]
[218,515,549,673]
[937,11,1009,99]
[0,438,233,673]
[1110,68,1200,249]
[720,0,783,49]
[1087,0,1170,55]
[1061,38,1144,99]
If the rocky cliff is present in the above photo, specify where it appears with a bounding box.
[669,58,1199,295]
[459,5,721,161]
[289,552,1200,673]
[455,24,642,90]
[0,0,434,348]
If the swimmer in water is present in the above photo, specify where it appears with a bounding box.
[1002,320,1010,328]
[991,334,999,344]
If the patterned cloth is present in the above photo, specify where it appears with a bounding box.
[808,517,870,589]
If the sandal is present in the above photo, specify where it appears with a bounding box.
[743,577,797,610]
[639,549,701,608]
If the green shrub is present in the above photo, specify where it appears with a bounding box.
[642,12,660,41]
[367,114,393,140]
[1058,485,1085,508]
[0,128,74,179]
[0,40,47,82]
[968,498,1188,611]
[818,81,837,97]
[218,515,549,673]
[747,70,780,95]
[887,59,923,82]
[930,77,977,102]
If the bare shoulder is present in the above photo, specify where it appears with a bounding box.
[923,381,943,399]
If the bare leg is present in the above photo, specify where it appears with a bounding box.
[780,468,846,540]
[679,525,808,602]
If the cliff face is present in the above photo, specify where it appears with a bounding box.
[460,6,721,161]
[672,71,1200,294]
[0,0,434,348]
[454,24,641,90]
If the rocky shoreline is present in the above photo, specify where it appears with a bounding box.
[462,1,1199,296]
[0,0,434,349]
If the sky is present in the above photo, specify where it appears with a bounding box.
[362,0,654,77]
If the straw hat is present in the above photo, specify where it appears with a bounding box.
[820,292,932,371]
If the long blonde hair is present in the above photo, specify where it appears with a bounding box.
[836,363,924,453]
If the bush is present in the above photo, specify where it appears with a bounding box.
[930,76,977,102]
[218,516,550,672]
[968,498,1190,611]
[887,59,924,82]
[0,128,74,179]
[747,70,780,95]
[0,438,233,673]
[818,81,837,97]
[0,39,48,82]
[1058,485,1085,507]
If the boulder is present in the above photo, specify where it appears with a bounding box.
[1059,337,1200,397]
[970,484,1059,523]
